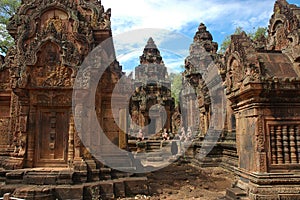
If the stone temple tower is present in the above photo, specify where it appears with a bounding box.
[129,38,175,137]
[0,0,148,198]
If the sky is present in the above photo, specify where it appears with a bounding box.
[101,0,300,75]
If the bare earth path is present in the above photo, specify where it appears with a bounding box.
[120,160,235,200]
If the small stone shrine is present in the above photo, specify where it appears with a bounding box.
[0,0,147,199]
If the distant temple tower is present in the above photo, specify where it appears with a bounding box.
[182,23,219,136]
[130,38,175,137]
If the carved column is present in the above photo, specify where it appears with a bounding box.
[282,125,290,163]
[26,105,36,167]
[119,108,128,149]
[68,114,75,165]
[270,126,277,164]
[289,126,297,164]
[276,126,283,164]
[296,126,300,162]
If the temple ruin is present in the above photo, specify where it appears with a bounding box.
[0,0,146,199]
[129,37,174,138]
[183,0,300,199]
[0,0,299,199]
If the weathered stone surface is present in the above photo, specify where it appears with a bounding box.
[129,38,175,138]
[0,0,299,199]
[124,177,149,196]
[13,186,55,200]
[55,185,83,200]
[114,180,126,198]
[99,181,114,199]
[221,0,300,199]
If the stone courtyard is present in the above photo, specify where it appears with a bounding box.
[0,0,300,199]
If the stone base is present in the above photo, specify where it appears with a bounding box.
[188,141,224,168]
[0,177,148,199]
[3,157,24,170]
[248,184,300,200]
[225,187,248,200]
[13,186,55,200]
[227,168,300,200]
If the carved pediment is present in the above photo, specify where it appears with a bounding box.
[5,0,113,90]
[30,65,73,88]
[267,0,300,59]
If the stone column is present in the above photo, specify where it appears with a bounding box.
[26,106,36,167]
[119,108,128,149]
[68,114,75,166]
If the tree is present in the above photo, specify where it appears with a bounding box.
[170,72,183,106]
[0,0,20,55]
[249,27,268,41]
[219,26,244,53]
[219,26,267,54]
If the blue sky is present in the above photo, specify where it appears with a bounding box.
[101,0,300,74]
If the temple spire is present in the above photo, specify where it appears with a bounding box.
[140,37,163,65]
[194,23,213,42]
[191,23,218,54]
[145,37,158,49]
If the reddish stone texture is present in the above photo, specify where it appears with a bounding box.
[182,0,300,199]
[0,0,135,194]
[0,0,300,199]
[129,38,175,138]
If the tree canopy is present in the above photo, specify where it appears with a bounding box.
[219,26,267,54]
[0,0,20,55]
[170,72,183,107]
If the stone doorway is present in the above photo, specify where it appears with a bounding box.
[34,108,69,167]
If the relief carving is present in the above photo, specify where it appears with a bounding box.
[31,65,72,87]
[256,116,265,152]
[0,118,10,145]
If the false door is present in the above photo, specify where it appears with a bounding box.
[35,108,69,167]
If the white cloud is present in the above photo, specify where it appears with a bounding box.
[101,0,293,73]
[102,0,275,36]
[113,28,190,74]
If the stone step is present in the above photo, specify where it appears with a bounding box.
[100,153,135,170]
[5,170,25,184]
[13,186,55,200]
[100,167,112,180]
[23,170,74,185]
[146,157,164,162]
[111,168,135,179]
[7,177,149,200]
[226,187,248,200]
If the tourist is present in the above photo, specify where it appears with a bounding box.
[137,129,144,141]
[162,128,169,140]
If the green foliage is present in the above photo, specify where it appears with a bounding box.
[219,26,244,53]
[219,26,267,54]
[170,72,183,106]
[0,0,20,55]
[249,27,268,41]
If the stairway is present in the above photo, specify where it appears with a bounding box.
[134,140,181,169]
[146,140,162,152]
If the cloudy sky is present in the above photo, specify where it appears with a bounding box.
[101,0,300,74]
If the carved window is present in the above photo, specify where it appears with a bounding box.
[267,121,300,170]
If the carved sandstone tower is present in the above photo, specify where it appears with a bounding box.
[129,38,175,137]
[224,0,300,198]
[0,0,128,175]
[0,0,150,198]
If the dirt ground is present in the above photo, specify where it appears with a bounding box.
[120,160,235,200]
